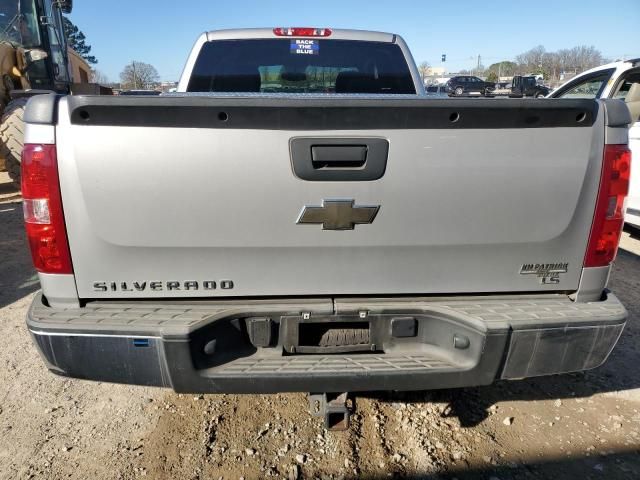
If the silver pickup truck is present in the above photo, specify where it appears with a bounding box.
[22,28,632,426]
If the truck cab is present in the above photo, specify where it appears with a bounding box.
[177,28,424,94]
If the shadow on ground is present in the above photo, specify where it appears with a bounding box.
[0,176,21,202]
[0,203,39,308]
[350,449,640,479]
[624,224,640,240]
[365,242,640,428]
[0,180,18,194]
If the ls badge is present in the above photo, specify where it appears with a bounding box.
[297,199,380,230]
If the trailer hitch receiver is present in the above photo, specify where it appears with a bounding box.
[308,392,353,431]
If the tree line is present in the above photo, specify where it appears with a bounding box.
[63,18,160,89]
[63,17,97,64]
[86,62,161,90]
[65,20,608,89]
[461,45,608,83]
[119,61,160,90]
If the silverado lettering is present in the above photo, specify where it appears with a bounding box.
[92,280,234,292]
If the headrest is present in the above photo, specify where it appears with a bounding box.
[335,71,379,94]
[213,68,261,92]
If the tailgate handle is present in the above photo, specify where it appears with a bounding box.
[291,137,389,181]
[311,145,367,169]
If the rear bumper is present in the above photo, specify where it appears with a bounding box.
[27,292,627,393]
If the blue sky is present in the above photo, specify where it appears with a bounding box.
[68,0,640,82]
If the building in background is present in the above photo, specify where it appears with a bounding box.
[159,81,178,93]
[426,66,446,76]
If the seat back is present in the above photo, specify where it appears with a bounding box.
[335,71,378,93]
[625,82,640,124]
[212,68,261,92]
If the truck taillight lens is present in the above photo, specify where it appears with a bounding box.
[21,144,73,274]
[584,144,631,268]
[273,27,332,37]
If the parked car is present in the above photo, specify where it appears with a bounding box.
[445,75,495,96]
[490,76,549,98]
[550,59,640,228]
[21,27,630,430]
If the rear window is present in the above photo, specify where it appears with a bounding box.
[187,39,416,94]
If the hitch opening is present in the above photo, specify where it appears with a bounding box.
[308,392,354,430]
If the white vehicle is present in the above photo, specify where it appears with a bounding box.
[550,59,640,228]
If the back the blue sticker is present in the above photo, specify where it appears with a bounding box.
[290,39,319,55]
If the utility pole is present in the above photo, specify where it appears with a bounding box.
[132,61,137,89]
[477,54,481,74]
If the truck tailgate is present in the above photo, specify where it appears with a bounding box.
[56,96,604,299]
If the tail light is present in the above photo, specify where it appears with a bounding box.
[273,27,332,37]
[21,144,73,274]
[584,144,631,267]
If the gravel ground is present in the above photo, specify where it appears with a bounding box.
[1,171,639,480]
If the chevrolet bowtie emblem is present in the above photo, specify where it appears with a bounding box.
[296,199,380,230]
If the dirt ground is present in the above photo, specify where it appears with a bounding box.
[1,171,639,480]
